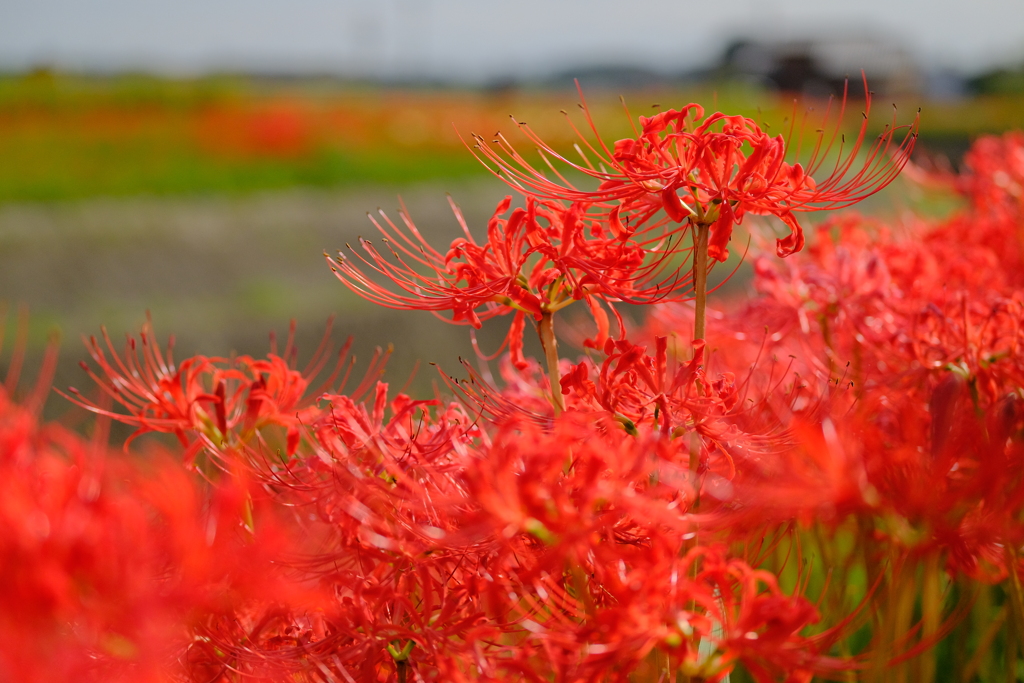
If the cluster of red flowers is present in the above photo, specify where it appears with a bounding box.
[0,328,314,682]
[10,86,1024,682]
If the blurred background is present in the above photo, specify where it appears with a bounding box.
[2,0,1024,404]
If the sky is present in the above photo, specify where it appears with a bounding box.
[2,0,1023,82]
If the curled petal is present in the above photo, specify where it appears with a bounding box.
[775,211,805,258]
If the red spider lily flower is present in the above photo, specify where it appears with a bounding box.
[490,543,829,683]
[472,79,918,263]
[452,413,684,553]
[192,384,510,683]
[444,430,841,682]
[0,331,316,683]
[743,215,1024,407]
[192,563,504,683]
[328,192,697,371]
[705,559,863,683]
[444,332,807,497]
[448,327,810,476]
[917,131,1024,284]
[957,131,1024,220]
[63,318,358,461]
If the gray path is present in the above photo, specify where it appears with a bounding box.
[0,181,524,405]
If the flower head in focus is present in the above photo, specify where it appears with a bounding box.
[472,78,919,263]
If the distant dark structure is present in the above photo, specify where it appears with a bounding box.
[721,36,922,96]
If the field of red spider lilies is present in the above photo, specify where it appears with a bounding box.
[5,80,1024,683]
